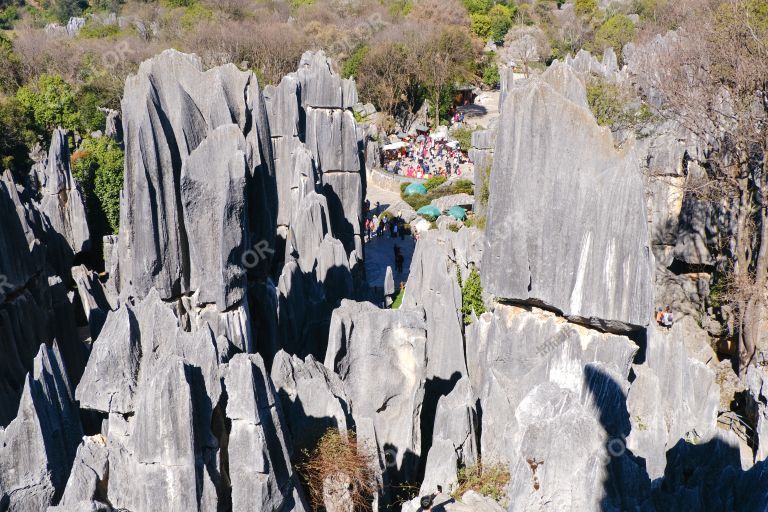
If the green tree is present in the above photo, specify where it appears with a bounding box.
[16,74,81,135]
[488,4,515,42]
[574,0,598,17]
[52,0,88,22]
[462,0,493,15]
[482,62,500,88]
[470,13,492,39]
[594,14,636,61]
[71,136,124,237]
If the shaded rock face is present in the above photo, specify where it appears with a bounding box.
[325,300,428,484]
[482,71,653,331]
[271,350,352,452]
[626,324,720,479]
[0,168,85,431]
[0,344,83,510]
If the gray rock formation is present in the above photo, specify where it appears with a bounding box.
[419,378,478,494]
[71,265,111,339]
[403,229,466,388]
[225,353,308,511]
[625,323,720,479]
[117,49,275,302]
[37,129,91,266]
[271,350,351,452]
[0,344,83,511]
[47,435,110,512]
[467,304,645,510]
[482,68,653,331]
[325,300,428,483]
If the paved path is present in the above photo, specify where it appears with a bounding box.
[364,183,416,290]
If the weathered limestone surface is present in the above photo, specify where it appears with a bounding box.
[37,129,91,261]
[0,344,83,511]
[482,71,653,330]
[325,300,427,482]
[271,350,352,452]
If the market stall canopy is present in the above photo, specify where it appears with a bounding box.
[417,205,442,218]
[446,140,460,148]
[431,132,447,141]
[382,141,408,151]
[413,124,429,133]
[405,183,428,196]
[448,205,467,221]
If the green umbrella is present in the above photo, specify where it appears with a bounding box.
[417,205,442,219]
[405,183,428,196]
[448,206,467,221]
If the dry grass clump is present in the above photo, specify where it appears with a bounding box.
[452,462,510,503]
[298,428,378,511]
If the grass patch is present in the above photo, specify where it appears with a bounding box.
[452,462,510,503]
[391,286,405,309]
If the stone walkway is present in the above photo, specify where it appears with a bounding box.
[364,183,416,290]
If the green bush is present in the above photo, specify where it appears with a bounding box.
[79,21,122,39]
[470,13,492,39]
[452,126,474,152]
[458,266,485,325]
[451,179,474,195]
[587,80,627,128]
[575,0,598,17]
[52,0,88,22]
[391,286,405,309]
[464,215,486,230]
[17,74,81,135]
[71,136,124,236]
[462,0,493,15]
[482,63,501,88]
[594,14,636,62]
[387,0,413,16]
[342,45,368,79]
[488,4,515,42]
[180,3,214,29]
[0,4,18,29]
[424,175,447,190]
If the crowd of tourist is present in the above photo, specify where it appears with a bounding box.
[383,134,472,180]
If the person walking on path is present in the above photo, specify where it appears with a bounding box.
[396,252,404,273]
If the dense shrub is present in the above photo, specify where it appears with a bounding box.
[451,178,473,194]
[451,126,474,152]
[71,136,124,236]
[458,265,485,324]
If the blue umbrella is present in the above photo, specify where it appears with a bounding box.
[405,183,428,196]
[448,206,467,221]
[417,205,441,219]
